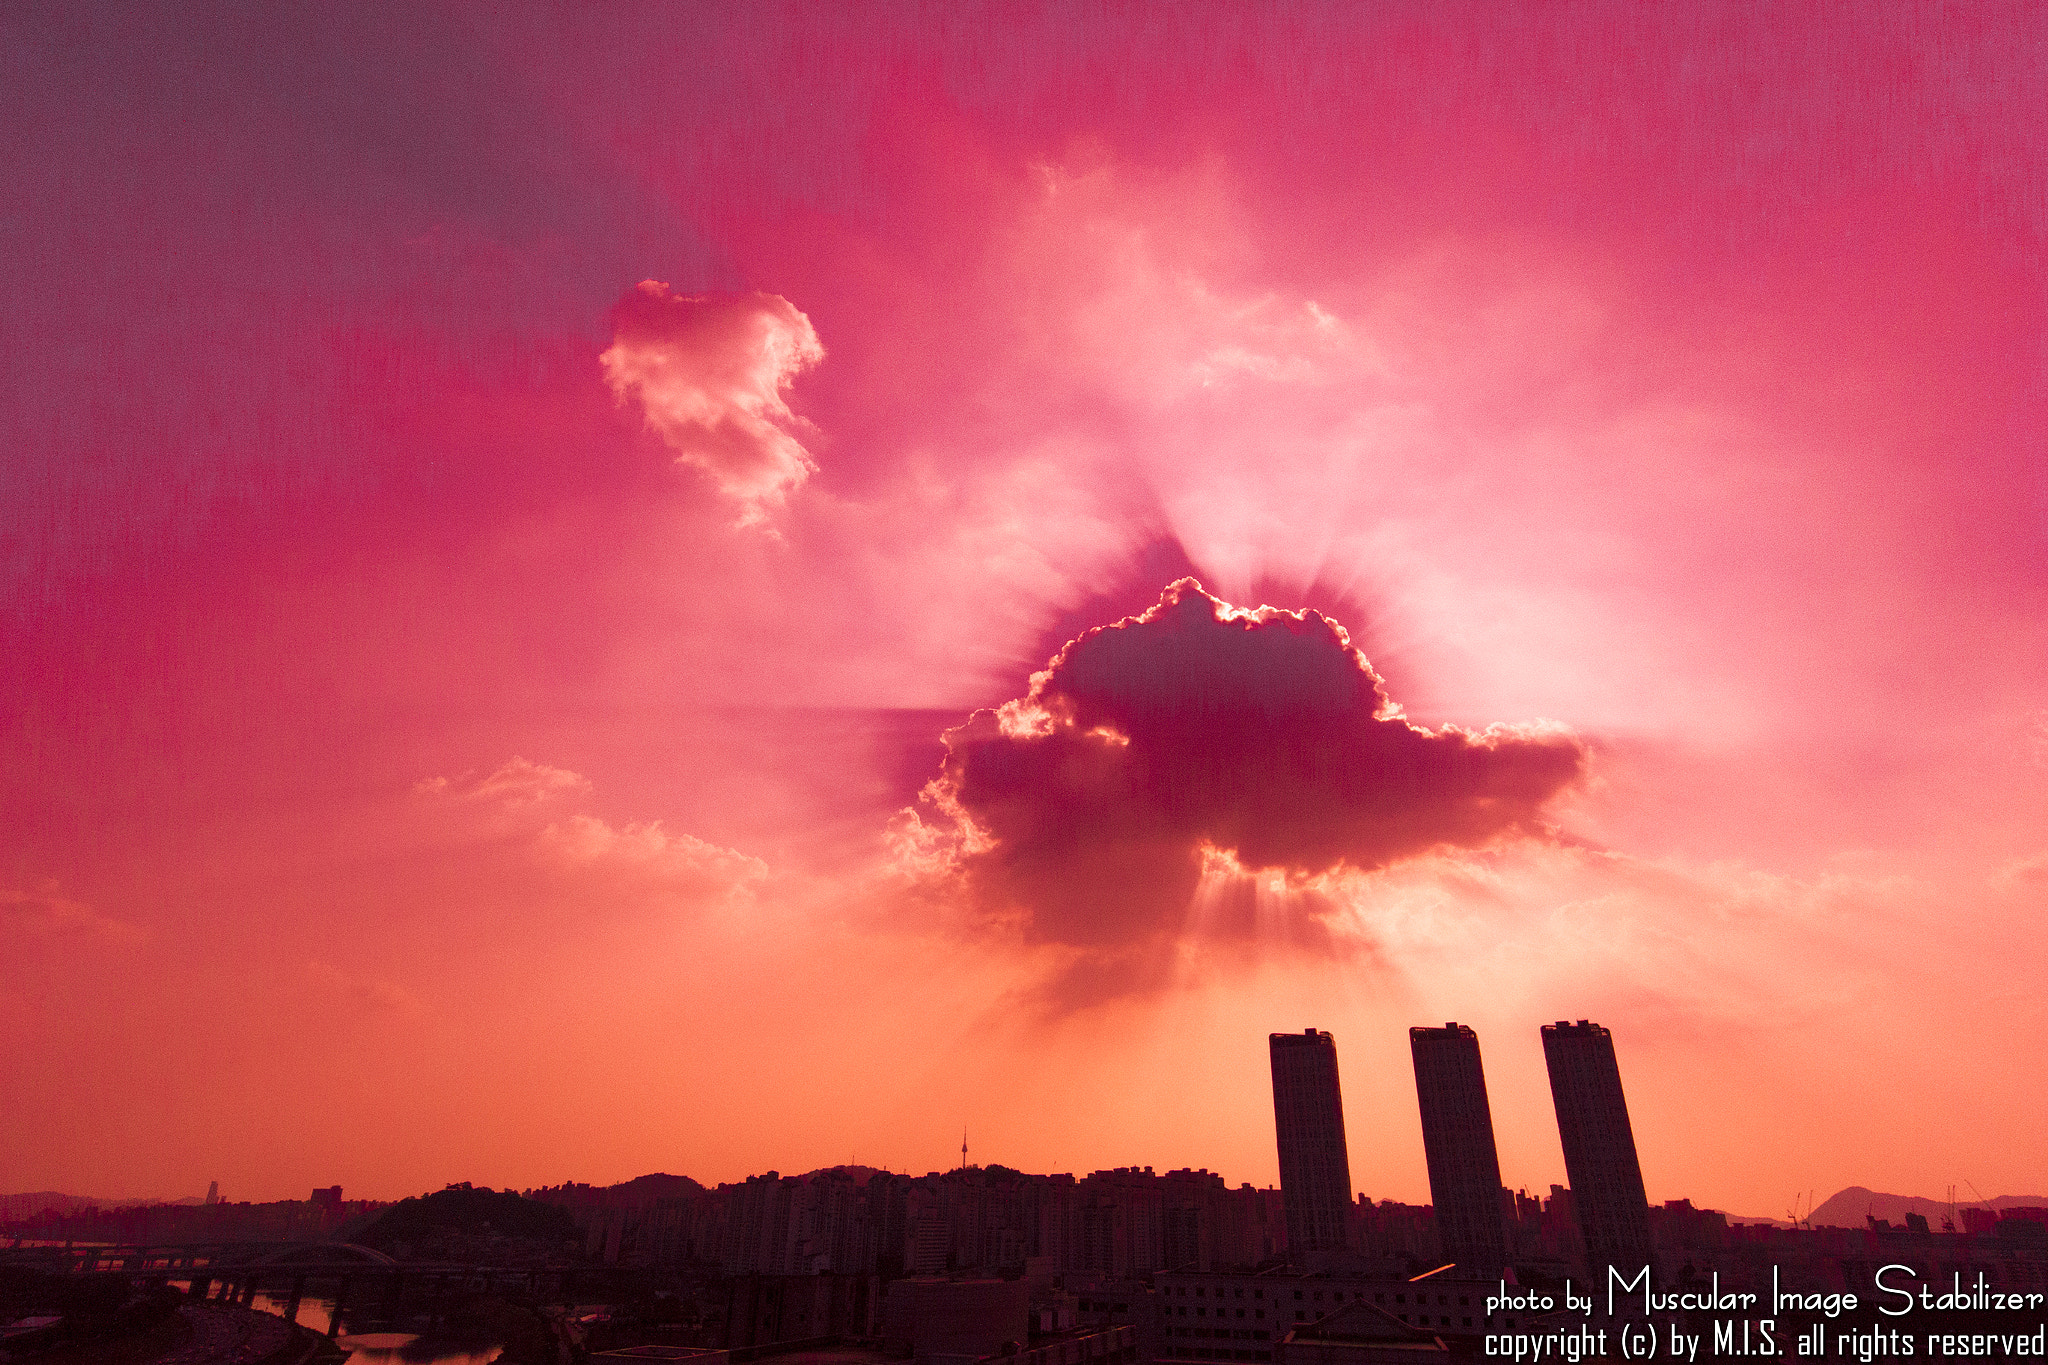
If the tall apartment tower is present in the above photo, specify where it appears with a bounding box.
[1409,1022,1510,1274]
[1541,1020,1653,1270]
[1269,1028,1353,1254]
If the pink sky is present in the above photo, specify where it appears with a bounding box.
[4,3,2045,1216]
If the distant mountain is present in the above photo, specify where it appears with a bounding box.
[1808,1186,2048,1228]
[0,1193,204,1221]
[1721,1213,1794,1229]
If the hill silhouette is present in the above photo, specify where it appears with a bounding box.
[524,1172,706,1215]
[1808,1186,2048,1228]
[797,1165,887,1185]
[601,1172,705,1201]
[356,1185,579,1258]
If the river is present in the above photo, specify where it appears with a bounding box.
[244,1288,503,1364]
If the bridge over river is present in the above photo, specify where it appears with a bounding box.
[0,1239,641,1338]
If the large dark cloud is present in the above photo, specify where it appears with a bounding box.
[924,579,1584,948]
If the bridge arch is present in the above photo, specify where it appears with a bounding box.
[237,1242,398,1268]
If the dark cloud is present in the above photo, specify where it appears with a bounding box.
[922,579,1584,949]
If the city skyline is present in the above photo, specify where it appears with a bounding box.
[5,4,2046,1215]
[4,1014,1810,1226]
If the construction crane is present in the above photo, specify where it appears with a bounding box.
[1785,1190,1816,1230]
[1963,1179,1995,1233]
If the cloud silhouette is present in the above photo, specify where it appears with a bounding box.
[600,281,825,520]
[915,579,1584,950]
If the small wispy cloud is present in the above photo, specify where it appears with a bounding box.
[539,814,769,909]
[413,756,592,807]
[600,281,826,524]
[306,960,424,1015]
[0,884,147,947]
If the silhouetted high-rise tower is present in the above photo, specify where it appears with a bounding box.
[1410,1022,1510,1274]
[1541,1020,1653,1270]
[1269,1028,1353,1254]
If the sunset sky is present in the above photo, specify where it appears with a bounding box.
[4,3,2045,1218]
